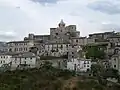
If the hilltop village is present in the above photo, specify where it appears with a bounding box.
[0,20,120,78]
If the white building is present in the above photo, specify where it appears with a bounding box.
[0,54,12,67]
[7,40,35,53]
[41,43,70,57]
[67,58,91,72]
[11,52,37,70]
[111,54,120,73]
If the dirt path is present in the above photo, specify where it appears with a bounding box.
[62,77,79,90]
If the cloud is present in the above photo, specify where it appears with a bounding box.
[101,23,120,31]
[88,0,120,15]
[31,0,59,4]
[0,31,17,41]
[0,0,120,41]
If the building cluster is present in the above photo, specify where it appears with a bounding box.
[0,20,120,73]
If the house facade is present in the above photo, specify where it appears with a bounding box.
[7,41,34,53]
[24,34,50,43]
[0,54,12,67]
[71,37,95,46]
[67,58,91,72]
[11,52,37,70]
[111,54,120,73]
[43,43,69,57]
[89,31,115,40]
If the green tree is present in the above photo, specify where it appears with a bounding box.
[41,61,53,70]
[91,64,103,76]
[102,68,119,79]
[84,45,106,60]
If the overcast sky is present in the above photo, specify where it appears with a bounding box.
[0,0,120,41]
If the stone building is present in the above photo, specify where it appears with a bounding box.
[71,37,95,46]
[111,54,120,73]
[24,34,50,43]
[0,53,12,67]
[108,36,120,48]
[6,20,82,59]
[89,31,115,40]
[7,39,47,54]
[36,42,70,57]
[68,45,82,59]
[11,52,37,70]
[0,42,8,53]
[50,19,80,43]
[7,41,35,53]
[67,58,91,72]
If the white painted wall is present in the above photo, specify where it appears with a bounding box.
[11,57,36,69]
[0,55,12,67]
[67,58,91,72]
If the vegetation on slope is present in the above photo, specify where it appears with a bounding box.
[83,44,106,60]
[0,62,120,90]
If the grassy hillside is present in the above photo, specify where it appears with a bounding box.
[0,62,120,90]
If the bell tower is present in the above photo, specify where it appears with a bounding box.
[58,19,65,27]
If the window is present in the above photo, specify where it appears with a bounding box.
[30,57,32,59]
[66,45,68,47]
[1,61,2,63]
[14,48,16,51]
[3,61,5,63]
[4,56,5,58]
[72,46,74,48]
[67,52,68,55]
[76,39,78,43]
[61,45,63,49]
[24,61,26,64]
[87,69,90,72]
[15,58,17,63]
[74,64,77,71]
[1,56,2,58]
[56,33,58,35]
[114,65,116,68]
[72,52,74,54]
[84,61,86,64]
[87,65,89,67]
[87,61,89,64]
[25,58,26,60]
